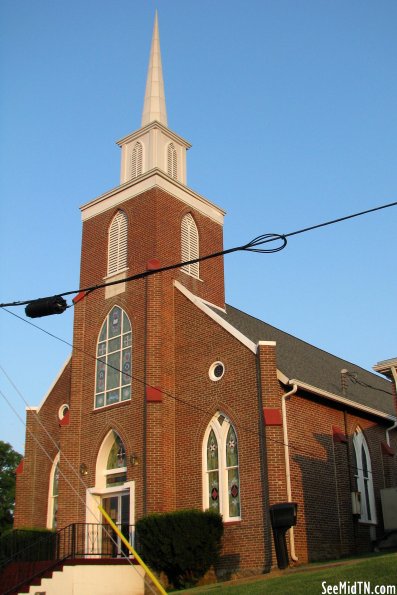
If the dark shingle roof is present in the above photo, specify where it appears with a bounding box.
[211,304,395,418]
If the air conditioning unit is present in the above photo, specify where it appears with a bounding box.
[380,487,397,531]
[351,491,361,515]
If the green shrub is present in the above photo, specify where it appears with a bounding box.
[0,528,56,566]
[136,509,223,589]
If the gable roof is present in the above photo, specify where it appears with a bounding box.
[211,304,395,419]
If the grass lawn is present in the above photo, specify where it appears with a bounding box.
[176,552,397,594]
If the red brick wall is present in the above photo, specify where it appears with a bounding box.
[285,391,396,562]
[174,290,268,573]
[14,359,71,528]
[14,181,397,578]
[55,186,226,527]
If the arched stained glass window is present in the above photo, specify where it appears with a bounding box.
[206,429,220,513]
[226,425,240,518]
[95,307,132,409]
[105,432,127,488]
[108,211,128,276]
[353,427,376,523]
[203,413,241,520]
[181,213,199,278]
[167,143,177,179]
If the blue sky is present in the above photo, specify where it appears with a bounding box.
[1,0,396,454]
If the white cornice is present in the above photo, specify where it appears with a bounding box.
[116,121,191,150]
[373,358,397,378]
[80,168,225,224]
[174,281,257,353]
[282,377,396,422]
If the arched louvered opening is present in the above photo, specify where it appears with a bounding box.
[130,141,143,179]
[167,142,177,179]
[181,213,199,278]
[107,211,128,276]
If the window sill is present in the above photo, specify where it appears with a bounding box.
[223,520,242,526]
[180,268,203,283]
[92,399,131,414]
[358,519,377,526]
[103,267,129,281]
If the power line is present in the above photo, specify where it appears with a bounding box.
[1,199,396,310]
[0,306,384,475]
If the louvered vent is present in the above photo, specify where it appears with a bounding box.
[167,143,177,179]
[181,213,199,278]
[130,141,143,179]
[108,211,128,275]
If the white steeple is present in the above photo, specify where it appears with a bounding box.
[141,11,168,127]
[117,12,191,186]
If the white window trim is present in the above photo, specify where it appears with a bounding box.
[46,452,60,529]
[202,413,241,522]
[353,427,377,524]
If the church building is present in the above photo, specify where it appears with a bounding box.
[14,14,397,577]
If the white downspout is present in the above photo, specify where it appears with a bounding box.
[282,382,298,562]
[386,366,397,446]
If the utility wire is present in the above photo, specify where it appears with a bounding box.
[0,306,383,475]
[1,199,396,309]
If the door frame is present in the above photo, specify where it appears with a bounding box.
[85,481,135,557]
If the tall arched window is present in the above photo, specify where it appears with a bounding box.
[181,213,199,278]
[353,427,376,523]
[167,142,177,179]
[107,211,128,276]
[95,306,132,409]
[203,412,241,521]
[47,453,60,529]
[130,141,143,179]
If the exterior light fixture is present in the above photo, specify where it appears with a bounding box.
[79,463,88,476]
[130,453,139,466]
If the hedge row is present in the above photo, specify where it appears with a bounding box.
[136,509,223,589]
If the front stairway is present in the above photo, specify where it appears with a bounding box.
[15,559,144,595]
[0,524,144,595]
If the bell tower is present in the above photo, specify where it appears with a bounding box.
[79,11,226,309]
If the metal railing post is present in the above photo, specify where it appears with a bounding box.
[71,523,76,559]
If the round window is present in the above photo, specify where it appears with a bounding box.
[58,404,69,421]
[209,362,225,381]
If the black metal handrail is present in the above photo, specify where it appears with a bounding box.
[0,523,135,595]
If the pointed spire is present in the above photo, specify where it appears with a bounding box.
[141,11,168,127]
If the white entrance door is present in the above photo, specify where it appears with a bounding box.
[101,492,131,557]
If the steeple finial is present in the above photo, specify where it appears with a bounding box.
[141,11,168,127]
